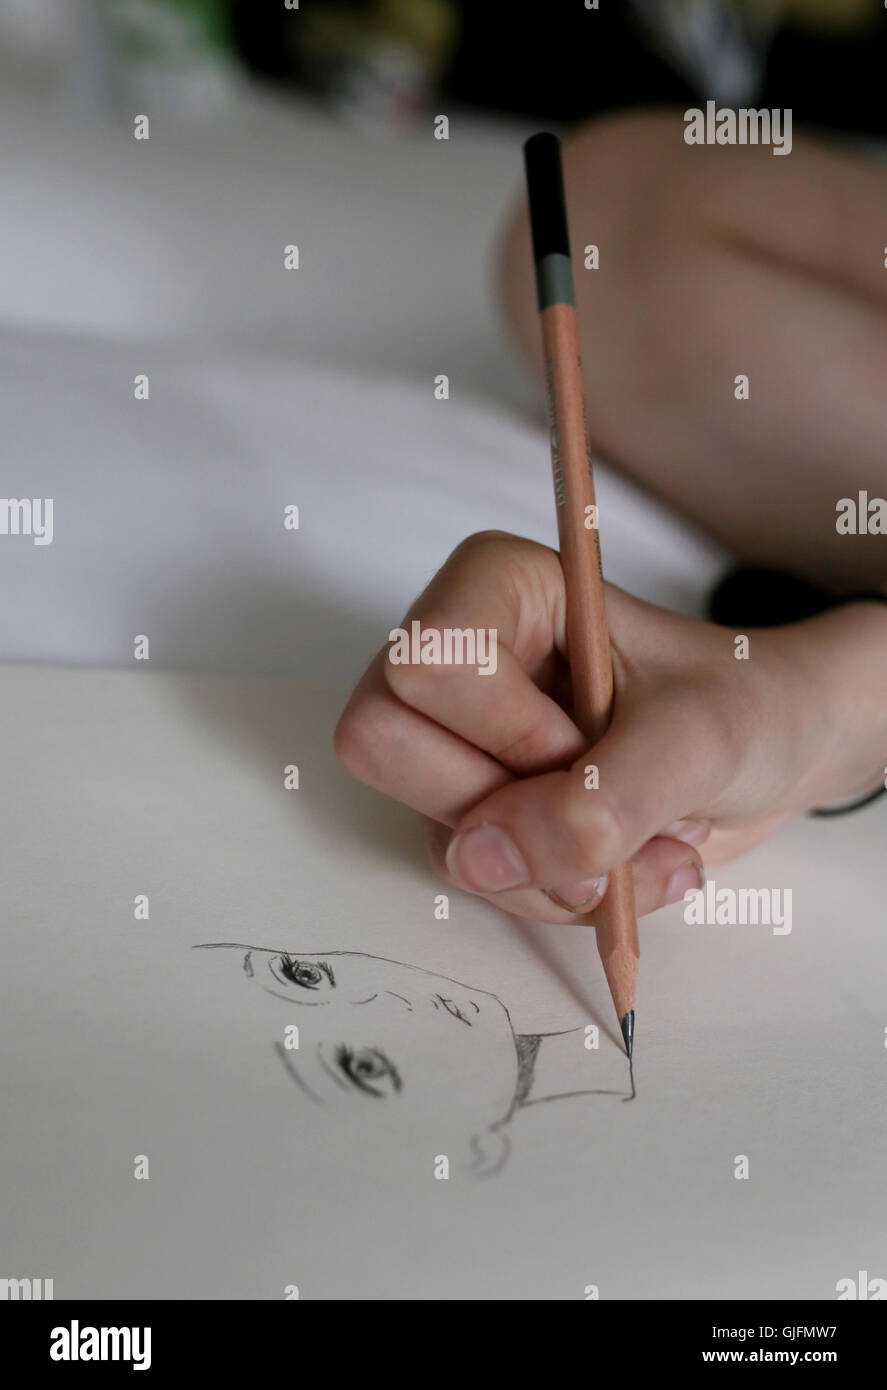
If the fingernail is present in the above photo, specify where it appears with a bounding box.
[547,874,609,914]
[445,825,530,893]
[665,862,705,905]
[662,818,711,847]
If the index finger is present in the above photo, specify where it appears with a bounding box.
[384,531,588,776]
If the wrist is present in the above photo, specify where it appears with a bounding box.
[780,600,887,809]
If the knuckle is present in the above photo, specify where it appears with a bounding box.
[448,530,545,579]
[451,529,515,560]
[333,694,401,788]
[560,778,625,871]
[383,606,459,701]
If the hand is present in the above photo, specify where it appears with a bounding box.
[335,531,877,924]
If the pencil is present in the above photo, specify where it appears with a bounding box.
[523,131,639,1070]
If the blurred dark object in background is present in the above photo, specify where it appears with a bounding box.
[230,0,887,135]
[230,0,459,124]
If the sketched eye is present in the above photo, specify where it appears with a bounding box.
[271,955,335,992]
[335,1046,401,1098]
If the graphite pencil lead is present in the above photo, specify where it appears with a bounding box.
[620,1009,635,1060]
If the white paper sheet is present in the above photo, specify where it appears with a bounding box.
[2,664,884,1299]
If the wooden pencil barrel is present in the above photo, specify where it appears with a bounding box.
[540,302,639,1019]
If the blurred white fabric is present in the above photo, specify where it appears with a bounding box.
[0,85,728,679]
[0,82,532,402]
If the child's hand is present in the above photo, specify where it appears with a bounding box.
[335,532,878,924]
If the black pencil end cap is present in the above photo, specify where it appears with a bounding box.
[523,131,570,262]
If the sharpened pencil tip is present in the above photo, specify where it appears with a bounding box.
[620,1010,635,1060]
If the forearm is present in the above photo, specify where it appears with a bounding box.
[497,110,887,590]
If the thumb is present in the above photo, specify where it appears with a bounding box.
[444,684,727,903]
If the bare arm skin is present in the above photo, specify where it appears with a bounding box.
[497,108,887,591]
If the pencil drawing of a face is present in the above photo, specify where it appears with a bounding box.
[195,945,521,1163]
[194,943,623,1174]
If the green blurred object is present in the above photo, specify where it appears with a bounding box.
[100,0,234,65]
[96,0,239,121]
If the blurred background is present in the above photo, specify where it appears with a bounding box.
[1,0,886,129]
[3,0,886,368]
[2,0,886,681]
